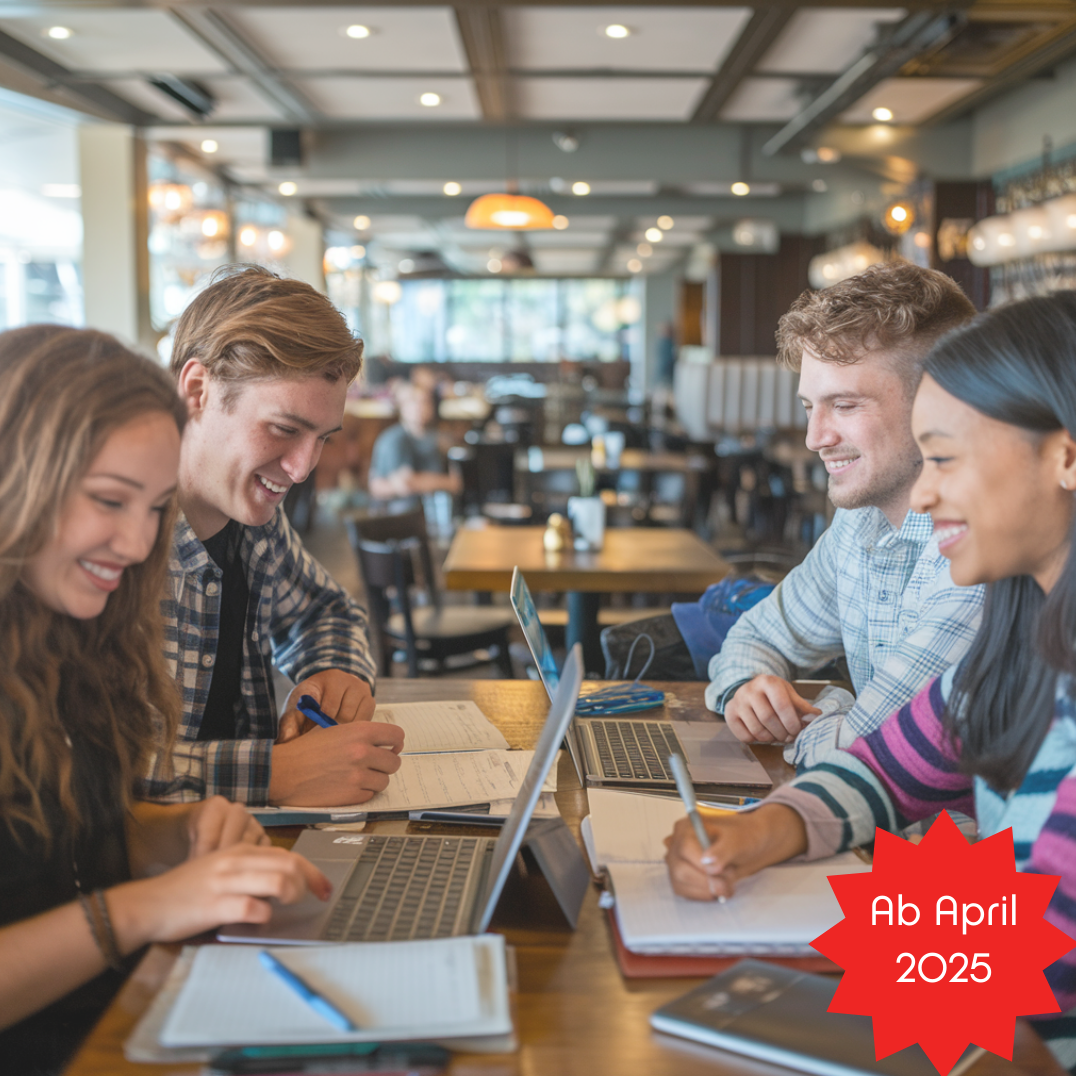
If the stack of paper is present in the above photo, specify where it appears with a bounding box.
[584,788,870,956]
[158,935,511,1048]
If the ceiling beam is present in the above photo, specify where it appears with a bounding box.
[455,6,511,122]
[0,27,157,123]
[760,8,966,156]
[167,6,319,124]
[692,6,795,123]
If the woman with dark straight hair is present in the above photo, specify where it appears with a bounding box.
[665,291,1076,1067]
[0,325,329,1076]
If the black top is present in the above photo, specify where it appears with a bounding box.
[0,721,135,1076]
[198,519,250,743]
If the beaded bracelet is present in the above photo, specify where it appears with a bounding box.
[77,889,124,972]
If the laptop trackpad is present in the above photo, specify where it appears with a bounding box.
[671,720,773,788]
[217,855,354,943]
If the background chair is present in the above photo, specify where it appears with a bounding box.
[346,508,516,678]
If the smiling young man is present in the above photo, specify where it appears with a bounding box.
[709,262,986,768]
[140,266,404,807]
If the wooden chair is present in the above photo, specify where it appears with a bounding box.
[346,508,516,678]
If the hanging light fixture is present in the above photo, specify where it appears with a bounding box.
[465,193,555,230]
[465,128,555,231]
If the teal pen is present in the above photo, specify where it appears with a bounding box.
[258,950,358,1033]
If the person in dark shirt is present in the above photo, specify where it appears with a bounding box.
[146,267,404,808]
[368,382,461,500]
[0,326,326,1075]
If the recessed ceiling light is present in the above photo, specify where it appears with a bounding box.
[656,215,674,230]
[419,92,442,107]
[398,258,415,273]
[644,227,663,242]
[345,24,370,39]
[552,215,569,230]
[200,139,219,154]
[731,182,750,196]
[351,244,366,258]
[45,26,72,40]
[571,181,590,196]
[267,230,286,251]
[872,107,894,122]
[487,258,503,273]
[238,226,258,247]
[278,181,297,196]
[443,181,461,196]
[605,24,631,38]
[816,146,841,163]
[353,214,371,230]
[627,258,643,272]
[637,242,652,257]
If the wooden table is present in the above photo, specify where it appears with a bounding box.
[65,680,1063,1076]
[442,525,731,672]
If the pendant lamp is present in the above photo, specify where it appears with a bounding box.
[465,192,555,230]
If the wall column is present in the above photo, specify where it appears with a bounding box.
[78,123,152,350]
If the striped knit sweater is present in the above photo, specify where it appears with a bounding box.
[768,665,1076,1068]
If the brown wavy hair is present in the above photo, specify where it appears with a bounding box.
[0,325,185,844]
[169,265,364,406]
[776,262,976,393]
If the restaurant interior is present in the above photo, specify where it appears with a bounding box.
[3,0,1076,678]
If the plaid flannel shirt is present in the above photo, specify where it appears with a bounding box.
[140,511,376,804]
[705,507,985,769]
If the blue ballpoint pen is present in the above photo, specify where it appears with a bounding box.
[258,949,358,1032]
[296,694,337,728]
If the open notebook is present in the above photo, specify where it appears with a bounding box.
[584,788,870,956]
[159,934,511,1048]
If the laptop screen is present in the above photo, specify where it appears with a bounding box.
[475,643,583,932]
[510,567,561,697]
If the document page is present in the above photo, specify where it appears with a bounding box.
[279,750,556,814]
[609,854,870,955]
[159,934,511,1047]
[587,788,690,868]
[372,700,509,754]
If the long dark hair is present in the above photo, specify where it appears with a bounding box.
[926,291,1076,790]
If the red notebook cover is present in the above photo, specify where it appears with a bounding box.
[605,908,840,980]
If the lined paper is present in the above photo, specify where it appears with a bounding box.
[373,700,509,754]
[159,935,510,1047]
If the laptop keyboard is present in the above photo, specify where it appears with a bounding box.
[323,835,481,942]
[592,720,685,781]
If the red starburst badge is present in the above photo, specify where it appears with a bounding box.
[811,811,1074,1075]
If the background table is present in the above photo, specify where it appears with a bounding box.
[442,526,731,671]
[65,680,1063,1076]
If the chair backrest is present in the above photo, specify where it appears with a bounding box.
[346,507,438,602]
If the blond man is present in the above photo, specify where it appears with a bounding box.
[142,266,403,807]
[711,262,985,767]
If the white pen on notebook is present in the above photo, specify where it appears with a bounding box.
[669,752,726,903]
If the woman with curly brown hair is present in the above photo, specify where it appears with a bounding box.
[0,325,328,1075]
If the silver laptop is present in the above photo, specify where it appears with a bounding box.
[220,645,583,945]
[510,568,772,792]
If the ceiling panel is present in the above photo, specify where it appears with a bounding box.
[0,11,228,74]
[720,77,803,122]
[840,76,984,124]
[634,215,712,232]
[757,8,905,75]
[531,249,601,274]
[527,231,611,248]
[680,181,782,197]
[203,77,290,121]
[504,6,752,72]
[223,6,467,73]
[294,76,479,119]
[156,126,268,168]
[514,77,708,121]
[100,79,196,122]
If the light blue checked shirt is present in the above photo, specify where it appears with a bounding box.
[705,507,985,769]
[140,511,377,805]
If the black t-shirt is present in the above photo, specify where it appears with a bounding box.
[198,520,250,743]
[0,722,135,1075]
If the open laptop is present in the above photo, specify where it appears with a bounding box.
[219,645,584,945]
[510,568,772,792]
